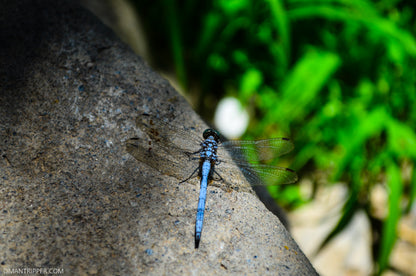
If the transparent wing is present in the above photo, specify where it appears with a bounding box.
[219,138,294,162]
[126,114,204,180]
[126,137,198,180]
[216,137,297,186]
[213,158,298,188]
[135,113,204,153]
[238,163,298,185]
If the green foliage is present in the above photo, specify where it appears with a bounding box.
[131,0,416,273]
[378,162,403,274]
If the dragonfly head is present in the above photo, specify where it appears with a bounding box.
[203,129,220,142]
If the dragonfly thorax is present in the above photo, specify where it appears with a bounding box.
[200,136,218,161]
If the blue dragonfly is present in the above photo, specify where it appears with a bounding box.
[126,113,298,248]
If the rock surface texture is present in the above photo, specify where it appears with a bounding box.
[0,0,317,275]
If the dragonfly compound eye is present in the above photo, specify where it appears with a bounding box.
[203,129,220,141]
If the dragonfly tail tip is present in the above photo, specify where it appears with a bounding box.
[195,234,201,249]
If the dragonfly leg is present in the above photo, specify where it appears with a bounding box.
[179,166,199,184]
[185,148,201,157]
[209,170,234,191]
[212,169,241,192]
[212,169,224,182]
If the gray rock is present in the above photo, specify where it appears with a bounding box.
[0,0,318,275]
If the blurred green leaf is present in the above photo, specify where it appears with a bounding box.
[267,0,290,69]
[195,12,222,56]
[387,119,416,159]
[218,0,249,15]
[407,168,416,213]
[162,0,187,88]
[318,153,364,252]
[269,50,340,122]
[208,53,228,72]
[334,107,388,180]
[240,68,263,100]
[377,162,403,274]
[288,2,416,57]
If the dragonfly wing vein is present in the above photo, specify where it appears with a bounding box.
[126,137,198,181]
[241,163,298,185]
[220,138,294,162]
